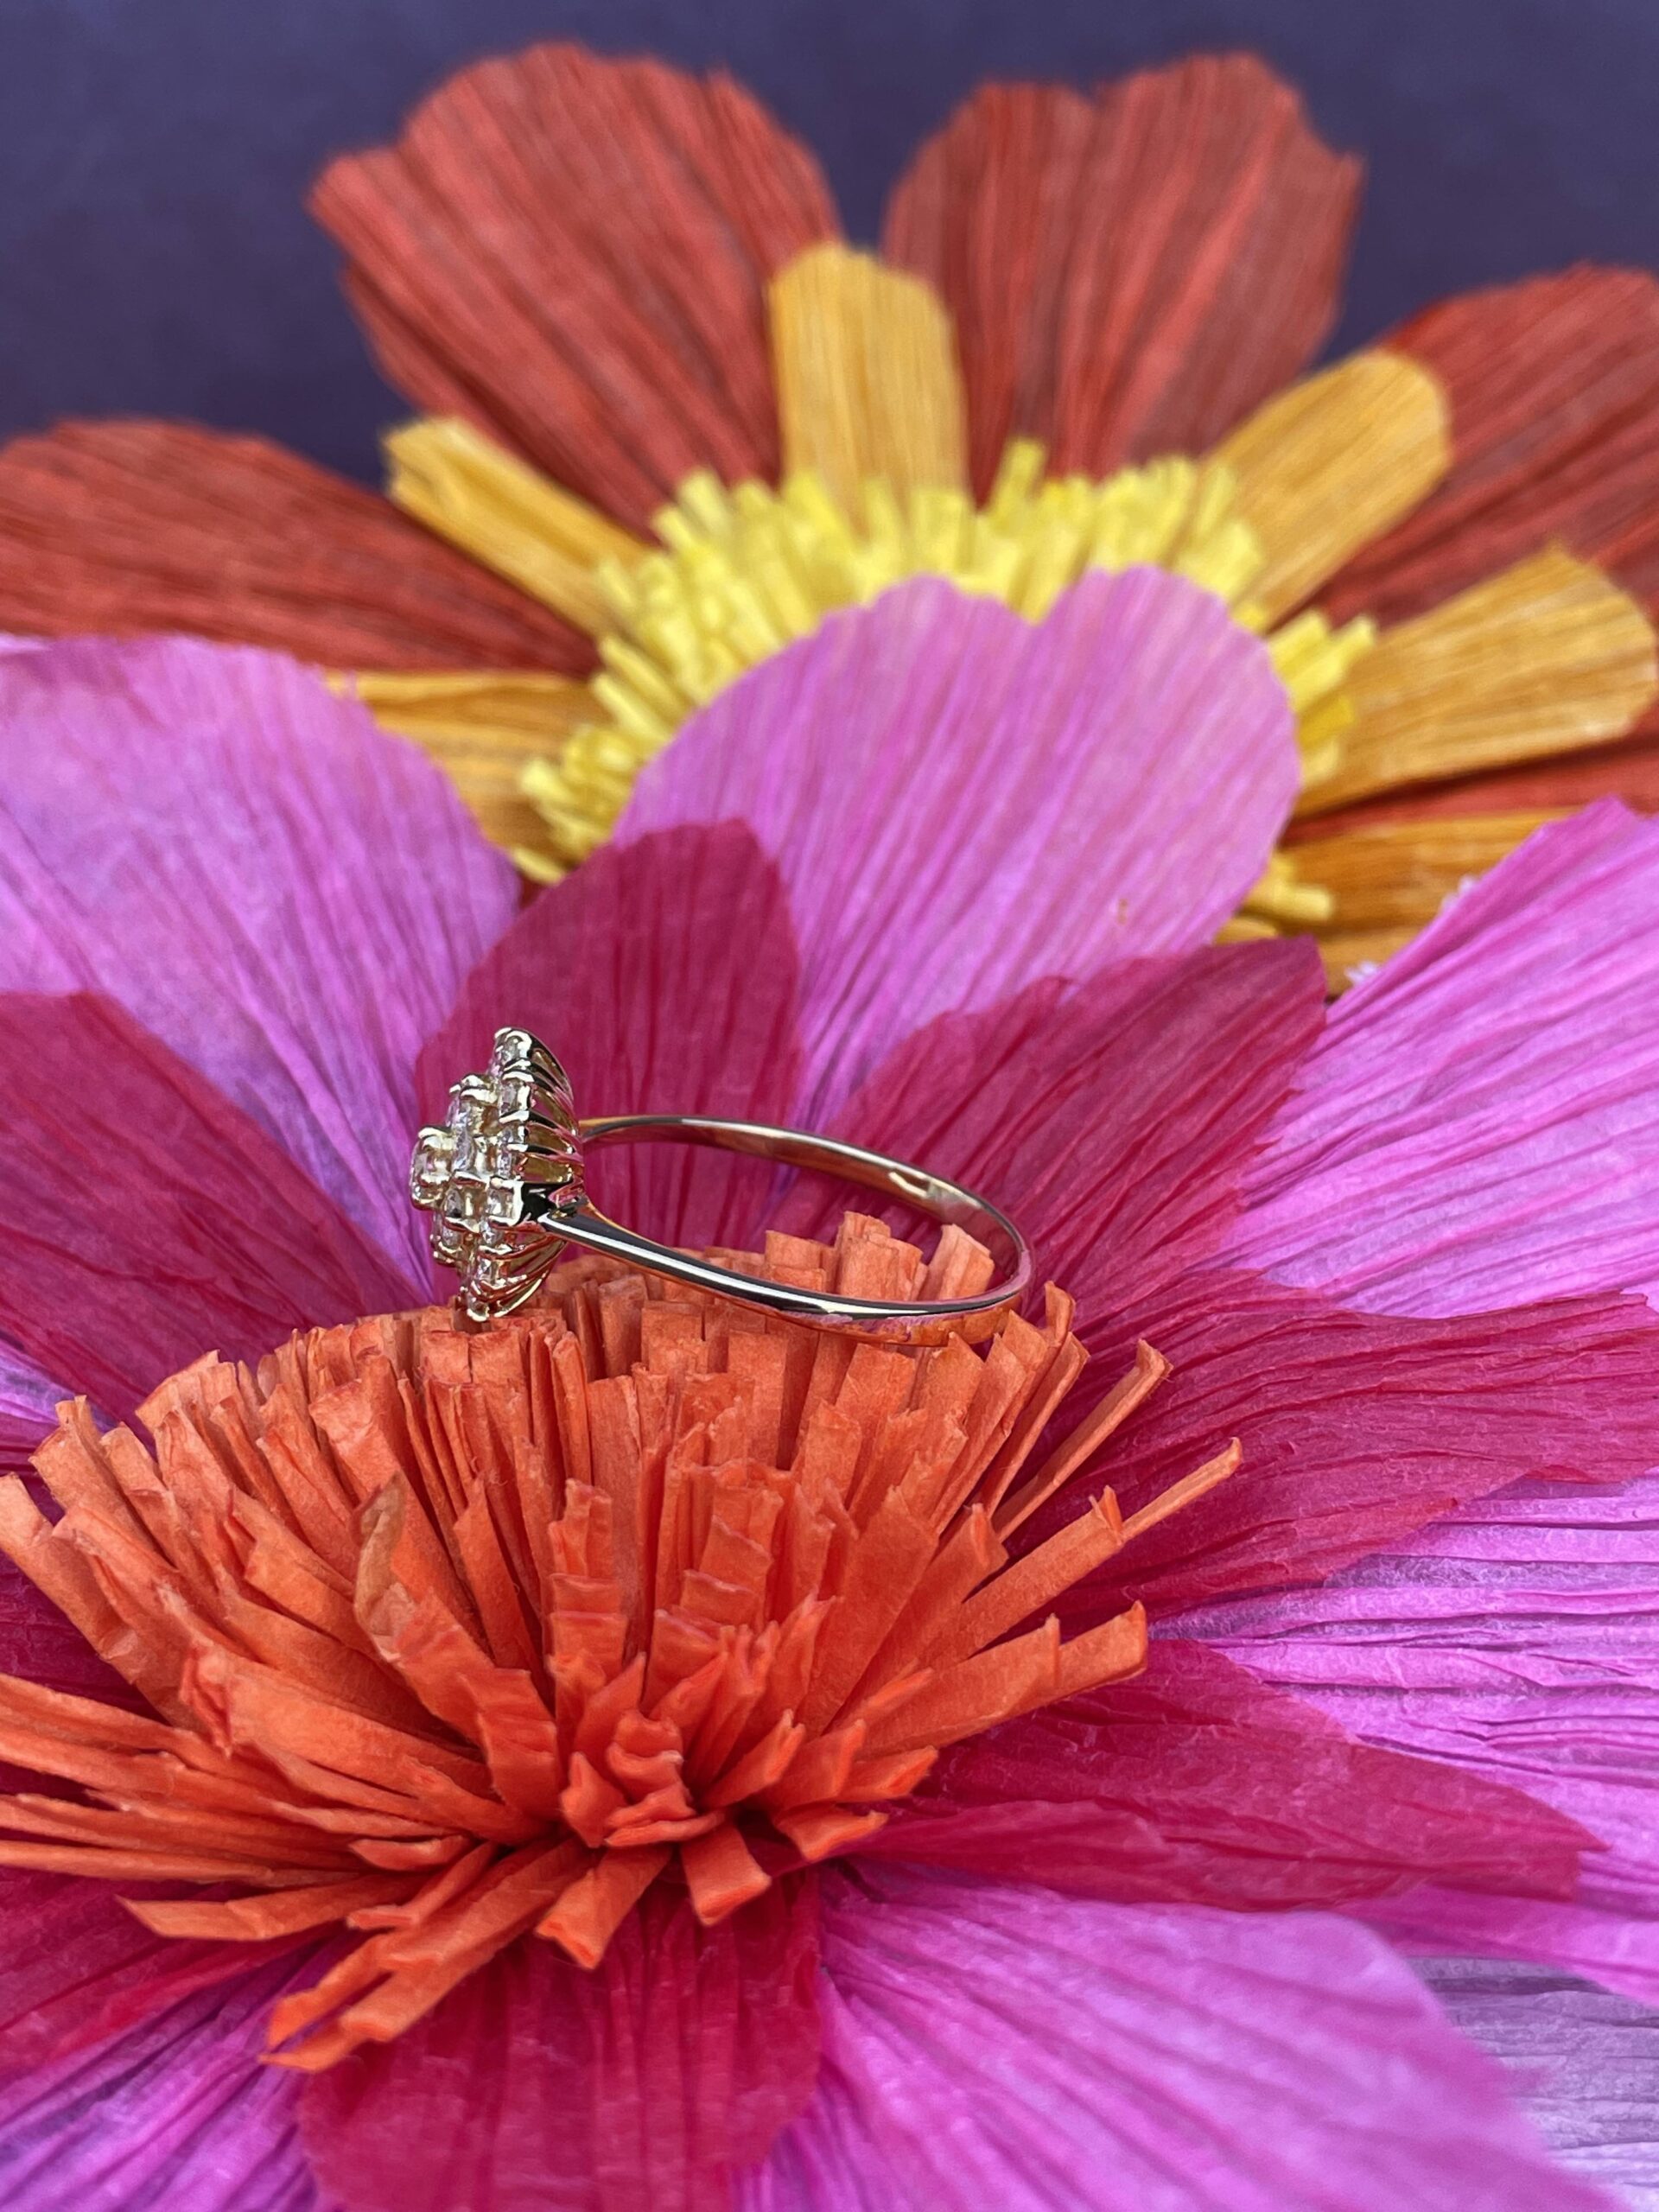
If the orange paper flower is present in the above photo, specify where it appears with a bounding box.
[0,1227,1224,2074]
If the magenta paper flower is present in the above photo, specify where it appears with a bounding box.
[0,569,1656,2209]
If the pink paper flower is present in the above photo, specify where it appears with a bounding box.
[0,569,1655,2207]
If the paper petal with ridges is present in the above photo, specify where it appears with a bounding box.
[1298,547,1658,817]
[1211,351,1450,624]
[384,417,648,635]
[770,244,969,508]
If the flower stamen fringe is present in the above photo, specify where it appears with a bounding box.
[0,1216,1235,2067]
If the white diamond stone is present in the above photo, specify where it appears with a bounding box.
[491,1029,534,1075]
[484,1178,524,1226]
[495,1071,533,1122]
[409,1126,454,1211]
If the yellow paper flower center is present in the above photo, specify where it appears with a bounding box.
[516,446,1373,884]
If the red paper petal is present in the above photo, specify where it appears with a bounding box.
[882,54,1360,496]
[0,994,413,1420]
[0,1868,315,2074]
[0,1553,130,1706]
[776,939,1325,1305]
[311,43,840,530]
[0,1351,59,1474]
[301,1880,819,2212]
[1059,1268,1659,1617]
[0,421,589,671]
[864,1639,1591,1908]
[419,823,802,1254]
[1325,268,1659,628]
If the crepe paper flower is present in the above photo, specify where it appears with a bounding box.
[5,1223,1190,2058]
[2,574,1659,2208]
[0,48,1656,985]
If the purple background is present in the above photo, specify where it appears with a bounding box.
[2,0,1655,484]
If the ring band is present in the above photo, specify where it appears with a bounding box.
[410,1028,1031,1342]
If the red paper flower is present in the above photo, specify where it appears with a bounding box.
[0,46,1656,980]
[0,571,1654,2204]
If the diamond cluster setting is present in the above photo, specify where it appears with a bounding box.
[410,1028,585,1322]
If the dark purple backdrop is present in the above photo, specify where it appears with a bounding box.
[2,0,1653,484]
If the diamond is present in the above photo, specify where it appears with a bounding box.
[432,1217,469,1268]
[473,1247,522,1294]
[484,1177,524,1226]
[409,1126,454,1211]
[491,1027,534,1072]
[495,1071,534,1122]
[448,1075,492,1125]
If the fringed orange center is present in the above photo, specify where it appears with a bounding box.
[0,1216,1235,2068]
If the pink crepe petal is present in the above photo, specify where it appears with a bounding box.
[0,1948,321,2212]
[0,635,517,1283]
[0,993,415,1420]
[1186,1472,1659,2005]
[863,1639,1590,1909]
[302,1881,820,2212]
[1192,801,1659,2012]
[773,940,1325,1307]
[1228,803,1659,1316]
[741,1863,1611,2212]
[418,823,801,1254]
[1416,1958,1659,2209]
[617,572,1298,1122]
[772,937,1645,1625]
[1043,1268,1659,1618]
[1376,1890,1659,2015]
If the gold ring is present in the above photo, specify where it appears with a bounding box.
[411,1028,1031,1343]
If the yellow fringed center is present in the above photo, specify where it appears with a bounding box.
[506,445,1371,878]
